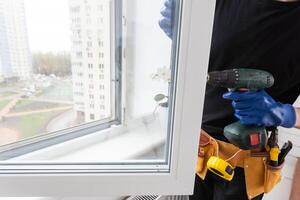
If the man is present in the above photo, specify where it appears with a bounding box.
[159,0,300,199]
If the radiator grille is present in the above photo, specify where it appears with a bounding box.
[126,195,160,200]
[126,196,187,200]
[167,196,188,200]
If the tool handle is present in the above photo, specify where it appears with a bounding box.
[269,147,280,167]
[278,141,293,165]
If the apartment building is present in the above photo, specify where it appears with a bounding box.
[0,0,32,79]
[69,0,112,122]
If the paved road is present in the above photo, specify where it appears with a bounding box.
[5,106,73,117]
[0,95,20,101]
[46,109,78,132]
[30,97,73,105]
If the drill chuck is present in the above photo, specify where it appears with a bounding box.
[207,68,274,90]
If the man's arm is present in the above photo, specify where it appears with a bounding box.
[294,108,300,128]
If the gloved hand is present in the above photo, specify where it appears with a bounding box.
[158,0,175,39]
[223,90,296,128]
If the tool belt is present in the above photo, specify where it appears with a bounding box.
[197,129,284,200]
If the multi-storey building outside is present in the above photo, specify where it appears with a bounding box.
[69,0,112,122]
[0,0,32,79]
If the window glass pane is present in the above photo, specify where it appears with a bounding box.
[0,0,181,166]
[0,0,114,147]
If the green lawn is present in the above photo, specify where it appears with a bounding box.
[0,99,11,110]
[0,110,63,140]
[19,112,58,138]
[14,99,32,109]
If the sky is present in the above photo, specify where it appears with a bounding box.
[24,0,71,52]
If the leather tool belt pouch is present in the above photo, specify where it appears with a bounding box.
[196,130,283,199]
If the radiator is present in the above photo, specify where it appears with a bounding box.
[126,196,160,200]
[126,196,188,200]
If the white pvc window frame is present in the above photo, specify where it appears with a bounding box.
[0,0,215,197]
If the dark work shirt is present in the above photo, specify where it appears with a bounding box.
[202,0,300,141]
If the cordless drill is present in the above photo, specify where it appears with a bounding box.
[205,68,292,180]
[207,68,274,150]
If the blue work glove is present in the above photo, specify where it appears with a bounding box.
[223,90,296,128]
[158,0,175,39]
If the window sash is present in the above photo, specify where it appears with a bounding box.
[0,0,216,196]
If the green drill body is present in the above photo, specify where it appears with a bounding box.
[207,68,274,90]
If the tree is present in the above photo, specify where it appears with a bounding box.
[32,52,71,77]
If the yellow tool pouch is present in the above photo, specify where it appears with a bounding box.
[196,130,283,200]
[264,161,283,193]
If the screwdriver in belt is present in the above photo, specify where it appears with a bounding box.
[278,141,293,166]
[267,128,280,167]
